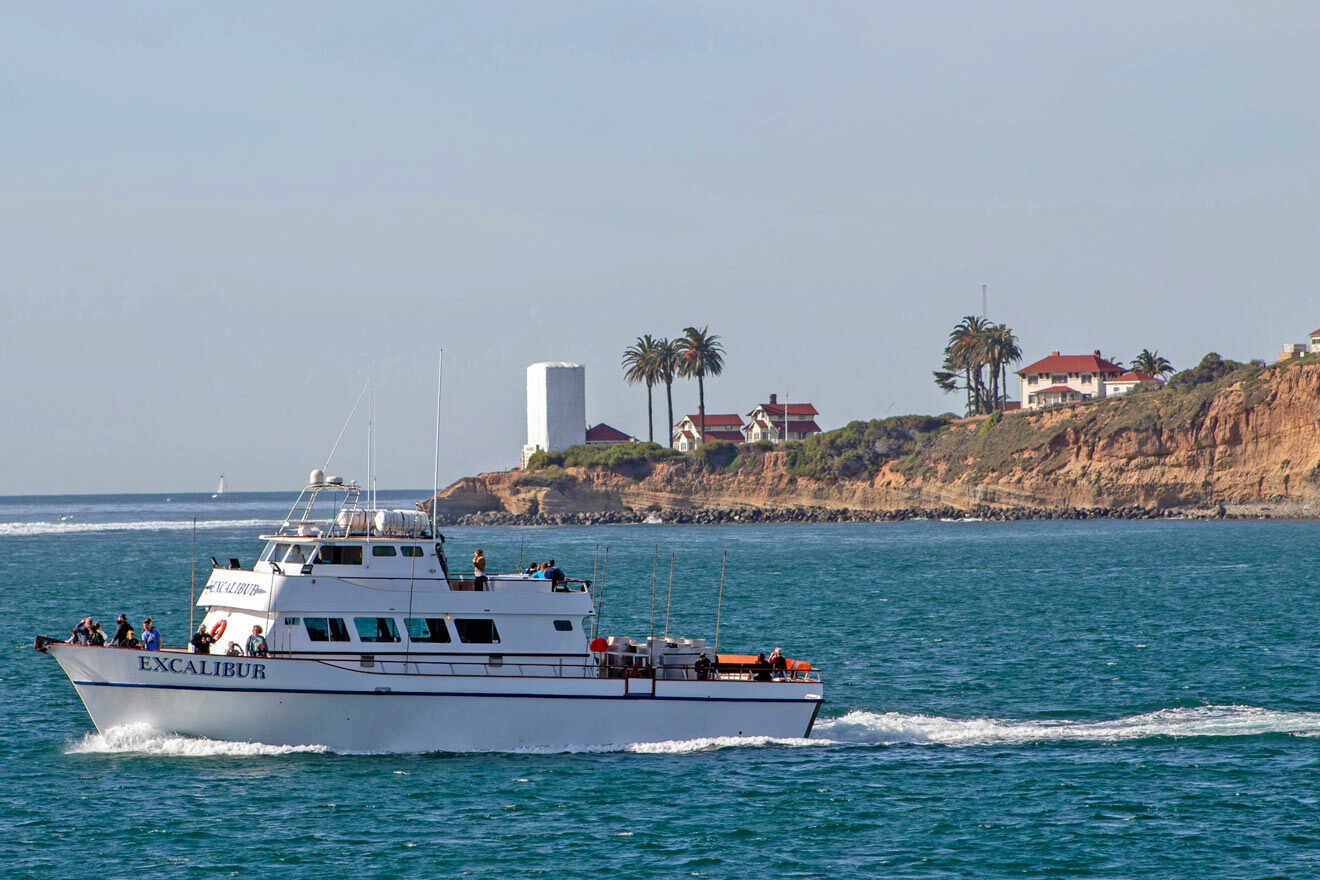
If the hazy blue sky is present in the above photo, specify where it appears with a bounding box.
[4,2,1319,493]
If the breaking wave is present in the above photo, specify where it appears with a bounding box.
[67,723,326,757]
[0,519,275,537]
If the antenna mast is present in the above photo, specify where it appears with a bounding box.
[981,283,988,318]
[430,351,443,539]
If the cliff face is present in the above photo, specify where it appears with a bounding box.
[430,360,1320,518]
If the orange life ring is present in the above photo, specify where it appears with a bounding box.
[209,619,227,640]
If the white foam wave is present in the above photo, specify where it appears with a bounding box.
[0,518,275,537]
[67,723,326,757]
[813,705,1320,747]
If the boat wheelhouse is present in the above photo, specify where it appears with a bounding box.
[38,470,823,752]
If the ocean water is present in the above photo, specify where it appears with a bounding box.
[3,492,1320,878]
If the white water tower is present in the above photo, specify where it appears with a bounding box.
[522,362,585,467]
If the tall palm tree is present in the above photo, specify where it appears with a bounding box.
[656,338,679,448]
[621,335,662,443]
[948,315,992,413]
[988,323,1022,408]
[1131,349,1174,377]
[675,325,725,443]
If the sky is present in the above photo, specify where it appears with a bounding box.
[4,2,1320,493]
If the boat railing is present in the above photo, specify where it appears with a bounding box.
[317,655,822,684]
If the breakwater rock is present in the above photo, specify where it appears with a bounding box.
[431,503,1254,527]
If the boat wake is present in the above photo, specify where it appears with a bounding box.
[65,706,1320,758]
[67,723,326,757]
[626,705,1320,754]
[1,518,275,537]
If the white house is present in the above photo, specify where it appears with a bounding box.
[1105,370,1164,395]
[1018,350,1126,410]
[672,412,744,451]
[1279,327,1320,360]
[741,394,822,443]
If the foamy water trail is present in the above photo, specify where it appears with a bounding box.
[65,707,1318,758]
[0,519,275,537]
[67,723,326,757]
[813,705,1320,747]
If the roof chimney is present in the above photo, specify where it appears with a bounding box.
[1050,350,1060,357]
[1093,349,1101,357]
[769,393,777,405]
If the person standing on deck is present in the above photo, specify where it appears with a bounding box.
[246,625,269,657]
[473,548,487,590]
[141,617,161,651]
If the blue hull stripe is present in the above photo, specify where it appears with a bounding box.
[72,679,823,705]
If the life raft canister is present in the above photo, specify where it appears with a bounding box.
[209,619,227,640]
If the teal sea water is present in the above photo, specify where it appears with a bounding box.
[3,492,1320,877]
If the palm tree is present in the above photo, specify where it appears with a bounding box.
[622,335,663,443]
[987,324,1022,408]
[656,338,679,448]
[1131,349,1174,377]
[933,317,1021,414]
[675,325,725,443]
[947,315,992,414]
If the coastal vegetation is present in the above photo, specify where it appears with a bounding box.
[1130,348,1175,377]
[932,316,1022,415]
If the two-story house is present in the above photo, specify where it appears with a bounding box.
[1018,350,1126,410]
[741,394,822,443]
[672,412,745,451]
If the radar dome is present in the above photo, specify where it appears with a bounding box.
[309,468,325,486]
[328,475,344,485]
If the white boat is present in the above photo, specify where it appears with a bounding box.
[211,474,225,498]
[37,470,823,752]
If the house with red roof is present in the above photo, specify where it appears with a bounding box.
[1018,350,1126,410]
[585,423,636,445]
[741,394,822,443]
[672,411,745,452]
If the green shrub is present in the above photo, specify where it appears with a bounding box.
[693,440,739,472]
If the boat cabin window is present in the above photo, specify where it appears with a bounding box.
[453,619,500,644]
[354,616,401,643]
[553,620,573,632]
[372,545,397,557]
[304,617,351,642]
[265,543,293,563]
[316,545,363,565]
[400,546,423,558]
[404,617,452,643]
[284,544,307,564]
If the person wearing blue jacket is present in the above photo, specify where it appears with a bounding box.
[141,617,161,651]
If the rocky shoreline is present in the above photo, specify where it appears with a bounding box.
[427,502,1269,527]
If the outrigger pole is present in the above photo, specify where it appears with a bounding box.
[189,515,196,635]
[649,545,658,640]
[714,549,727,653]
[664,552,675,638]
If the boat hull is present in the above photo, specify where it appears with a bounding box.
[49,645,823,752]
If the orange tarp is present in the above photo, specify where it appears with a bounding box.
[716,653,811,671]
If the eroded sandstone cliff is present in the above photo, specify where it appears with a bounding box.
[426,359,1320,519]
